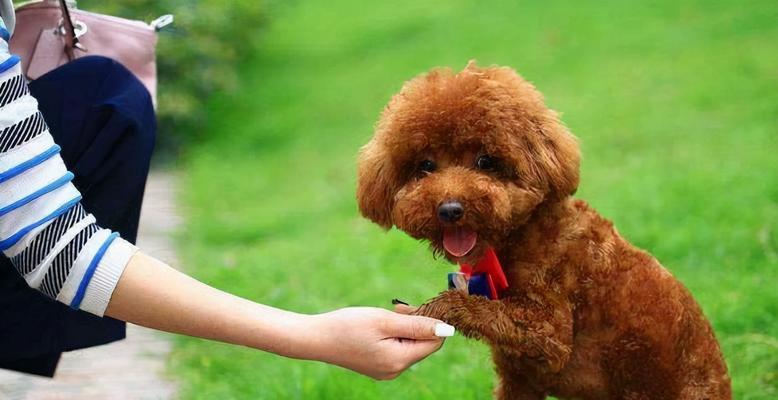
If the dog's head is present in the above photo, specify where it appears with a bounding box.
[357,62,579,263]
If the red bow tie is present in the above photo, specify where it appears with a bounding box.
[458,247,509,299]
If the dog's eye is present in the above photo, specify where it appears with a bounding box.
[476,155,498,171]
[419,159,436,173]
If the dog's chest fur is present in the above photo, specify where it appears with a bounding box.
[487,198,730,399]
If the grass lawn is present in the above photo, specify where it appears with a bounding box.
[170,0,778,398]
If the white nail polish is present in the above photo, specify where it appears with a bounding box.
[434,323,455,337]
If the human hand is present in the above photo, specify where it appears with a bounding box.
[105,254,453,379]
[305,307,454,380]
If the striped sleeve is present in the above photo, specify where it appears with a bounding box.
[0,24,138,316]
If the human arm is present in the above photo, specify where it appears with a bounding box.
[106,251,452,380]
[0,16,137,315]
[0,9,450,379]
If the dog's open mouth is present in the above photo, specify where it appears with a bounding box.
[442,226,477,257]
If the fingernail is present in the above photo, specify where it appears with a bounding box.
[434,323,455,337]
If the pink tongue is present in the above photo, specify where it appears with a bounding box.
[443,227,477,257]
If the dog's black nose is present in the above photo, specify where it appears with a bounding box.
[438,201,464,223]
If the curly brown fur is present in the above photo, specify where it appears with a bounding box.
[356,62,731,399]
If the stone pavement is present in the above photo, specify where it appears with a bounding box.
[0,172,182,400]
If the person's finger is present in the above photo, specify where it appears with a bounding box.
[393,303,417,314]
[402,336,445,363]
[385,314,455,339]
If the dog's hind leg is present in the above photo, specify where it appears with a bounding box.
[413,289,573,372]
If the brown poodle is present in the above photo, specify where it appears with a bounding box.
[356,62,731,400]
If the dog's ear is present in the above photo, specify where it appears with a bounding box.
[356,139,396,229]
[481,66,580,200]
[536,116,580,200]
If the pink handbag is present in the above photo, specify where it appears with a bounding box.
[9,0,172,102]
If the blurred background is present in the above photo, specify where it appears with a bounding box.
[66,0,778,398]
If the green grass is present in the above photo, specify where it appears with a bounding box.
[170,0,778,398]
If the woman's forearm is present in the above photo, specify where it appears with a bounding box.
[104,251,314,359]
[104,251,451,379]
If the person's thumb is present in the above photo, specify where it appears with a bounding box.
[387,314,455,340]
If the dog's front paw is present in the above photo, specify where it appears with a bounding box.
[411,290,495,339]
[411,290,468,320]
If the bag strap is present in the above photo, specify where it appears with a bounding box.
[58,0,80,60]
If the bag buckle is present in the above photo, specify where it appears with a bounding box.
[58,19,87,39]
[150,14,174,31]
[56,19,88,52]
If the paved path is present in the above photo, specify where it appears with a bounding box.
[0,172,181,400]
